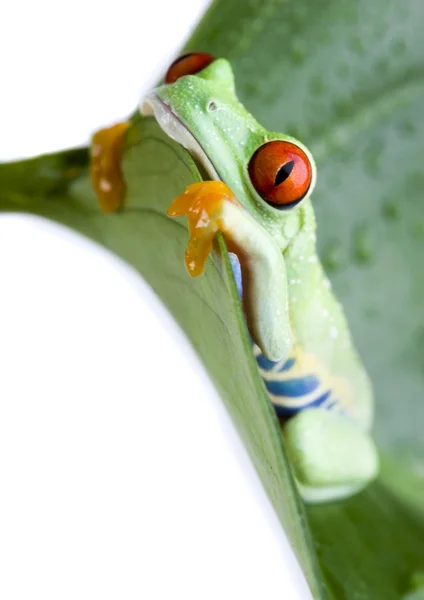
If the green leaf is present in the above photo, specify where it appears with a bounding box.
[0,117,324,597]
[1,0,424,597]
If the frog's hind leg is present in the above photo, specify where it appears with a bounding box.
[282,407,379,503]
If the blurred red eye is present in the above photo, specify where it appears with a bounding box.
[165,52,215,84]
[248,140,312,208]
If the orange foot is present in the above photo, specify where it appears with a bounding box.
[90,121,130,214]
[167,181,237,276]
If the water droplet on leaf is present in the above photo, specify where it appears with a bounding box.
[334,100,351,118]
[398,120,416,136]
[364,307,379,319]
[381,200,399,221]
[353,224,373,265]
[291,39,307,64]
[309,75,326,95]
[350,36,364,54]
[363,138,384,176]
[411,221,424,238]
[391,38,407,55]
[322,239,343,272]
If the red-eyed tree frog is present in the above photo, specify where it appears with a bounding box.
[90,52,378,503]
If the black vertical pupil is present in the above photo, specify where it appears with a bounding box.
[274,160,295,187]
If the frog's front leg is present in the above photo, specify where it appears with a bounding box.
[167,181,291,361]
[282,407,378,503]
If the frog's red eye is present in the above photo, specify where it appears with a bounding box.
[248,141,312,209]
[165,52,215,84]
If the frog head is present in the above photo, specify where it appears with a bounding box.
[141,53,317,250]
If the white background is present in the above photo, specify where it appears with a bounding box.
[0,1,313,598]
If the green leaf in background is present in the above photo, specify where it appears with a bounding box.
[1,0,424,598]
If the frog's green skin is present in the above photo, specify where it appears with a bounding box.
[141,58,378,503]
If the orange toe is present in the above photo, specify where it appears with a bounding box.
[90,121,130,214]
[167,181,236,277]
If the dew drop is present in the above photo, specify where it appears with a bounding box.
[334,99,352,118]
[398,120,416,136]
[244,81,260,96]
[309,75,326,95]
[391,38,407,55]
[322,239,343,273]
[337,63,350,78]
[363,138,384,176]
[363,306,379,319]
[381,200,399,221]
[411,221,424,239]
[375,57,390,76]
[291,39,307,64]
[283,219,299,239]
[353,224,373,265]
[330,326,338,339]
[349,36,364,55]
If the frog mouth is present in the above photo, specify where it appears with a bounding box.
[140,92,221,182]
